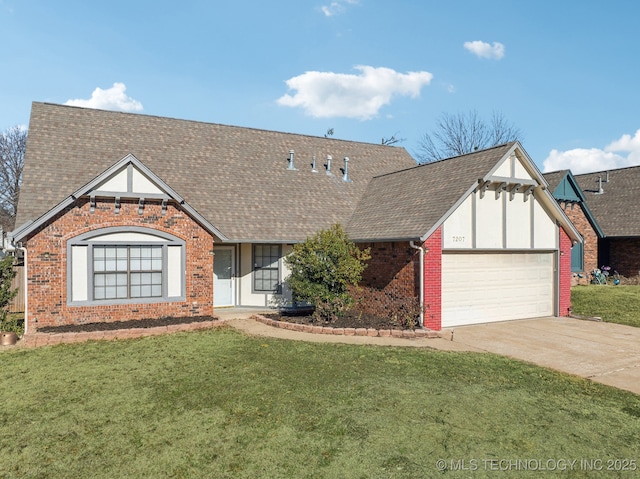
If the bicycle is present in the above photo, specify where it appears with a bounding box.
[590,269,607,285]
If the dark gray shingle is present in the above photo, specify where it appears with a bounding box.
[347,143,516,240]
[17,103,417,242]
[574,166,640,237]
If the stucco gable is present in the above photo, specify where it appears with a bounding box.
[11,153,228,244]
[347,142,581,244]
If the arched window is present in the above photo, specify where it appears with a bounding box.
[67,227,185,305]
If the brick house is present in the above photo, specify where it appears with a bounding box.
[543,170,603,284]
[572,166,640,279]
[8,103,580,333]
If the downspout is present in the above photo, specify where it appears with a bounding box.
[17,244,28,335]
[409,241,424,328]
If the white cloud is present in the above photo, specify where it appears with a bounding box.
[463,40,505,60]
[65,82,143,112]
[542,129,640,174]
[277,66,433,120]
[321,2,344,16]
[320,0,360,17]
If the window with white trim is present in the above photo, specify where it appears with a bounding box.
[67,228,185,305]
[253,244,281,292]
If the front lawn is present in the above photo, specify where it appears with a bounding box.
[1,328,639,478]
[572,285,640,328]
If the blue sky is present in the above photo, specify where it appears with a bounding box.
[2,0,639,174]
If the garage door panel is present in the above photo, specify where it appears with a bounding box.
[442,253,554,327]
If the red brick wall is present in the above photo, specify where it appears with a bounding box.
[607,238,640,278]
[24,197,215,331]
[560,201,598,284]
[351,228,443,330]
[351,241,420,320]
[559,227,572,317]
[423,227,442,330]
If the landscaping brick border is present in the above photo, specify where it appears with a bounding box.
[253,314,440,339]
[2,319,229,350]
[1,315,443,351]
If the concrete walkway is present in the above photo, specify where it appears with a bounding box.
[228,315,640,395]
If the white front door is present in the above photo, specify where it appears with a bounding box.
[214,247,234,307]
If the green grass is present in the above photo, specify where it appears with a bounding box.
[572,285,640,327]
[1,328,639,478]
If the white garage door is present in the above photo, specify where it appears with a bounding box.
[442,253,554,327]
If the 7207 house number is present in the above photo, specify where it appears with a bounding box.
[452,236,465,243]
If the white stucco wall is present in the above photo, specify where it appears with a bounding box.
[167,245,182,297]
[237,243,293,307]
[98,169,128,192]
[442,194,473,249]
[443,155,558,251]
[475,192,504,248]
[132,168,163,194]
[71,245,88,301]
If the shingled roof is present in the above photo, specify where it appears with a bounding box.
[16,102,417,242]
[347,143,518,241]
[574,165,640,237]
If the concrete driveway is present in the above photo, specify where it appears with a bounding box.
[442,317,640,395]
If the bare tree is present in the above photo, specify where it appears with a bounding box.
[381,131,405,146]
[0,126,27,231]
[415,110,523,163]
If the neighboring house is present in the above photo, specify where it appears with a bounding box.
[8,102,580,333]
[543,170,604,284]
[573,166,640,278]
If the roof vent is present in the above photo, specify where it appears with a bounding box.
[326,155,332,175]
[311,155,318,173]
[287,150,297,171]
[596,176,604,194]
[342,157,352,183]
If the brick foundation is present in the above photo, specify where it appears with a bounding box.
[24,197,215,331]
[559,228,572,317]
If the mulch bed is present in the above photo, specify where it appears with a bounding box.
[265,310,414,330]
[37,315,218,334]
[36,311,416,334]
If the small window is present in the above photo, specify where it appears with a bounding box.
[253,244,281,292]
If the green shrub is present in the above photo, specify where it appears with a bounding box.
[285,224,371,321]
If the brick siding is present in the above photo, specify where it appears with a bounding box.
[560,201,598,284]
[607,238,640,278]
[351,231,443,330]
[351,241,420,321]
[422,227,442,330]
[24,197,215,331]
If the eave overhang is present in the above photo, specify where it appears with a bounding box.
[9,153,229,244]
